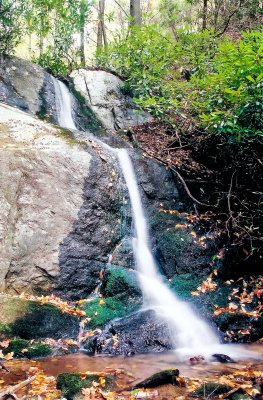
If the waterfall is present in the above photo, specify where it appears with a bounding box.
[52,77,77,130]
[117,149,221,357]
[52,84,259,361]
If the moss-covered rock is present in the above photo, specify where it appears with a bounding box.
[57,373,115,400]
[170,273,205,300]
[190,382,232,398]
[0,295,79,340]
[84,296,141,330]
[3,338,52,358]
[151,211,216,278]
[107,238,135,270]
[101,266,141,300]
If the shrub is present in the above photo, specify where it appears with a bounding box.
[97,25,262,145]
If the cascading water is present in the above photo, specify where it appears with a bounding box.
[117,149,221,357]
[52,77,77,130]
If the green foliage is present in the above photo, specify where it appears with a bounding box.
[84,296,140,329]
[0,0,25,55]
[1,0,94,74]
[96,25,177,119]
[97,25,262,145]
[194,30,263,143]
[35,51,70,76]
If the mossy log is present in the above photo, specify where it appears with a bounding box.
[132,369,179,389]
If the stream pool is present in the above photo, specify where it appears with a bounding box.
[1,342,263,397]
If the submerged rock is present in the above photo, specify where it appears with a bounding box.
[86,309,173,355]
[212,354,235,363]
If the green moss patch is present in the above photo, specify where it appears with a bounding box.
[84,296,140,329]
[101,266,141,299]
[170,273,205,300]
[3,338,52,358]
[57,373,115,400]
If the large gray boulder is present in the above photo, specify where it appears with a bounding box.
[0,55,56,117]
[70,69,152,131]
[0,102,121,296]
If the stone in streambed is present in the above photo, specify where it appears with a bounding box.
[132,369,179,389]
[190,383,232,398]
[86,309,173,355]
[212,354,235,363]
[56,373,115,400]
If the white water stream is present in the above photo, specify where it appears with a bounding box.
[53,76,260,361]
[52,77,77,130]
[117,150,221,357]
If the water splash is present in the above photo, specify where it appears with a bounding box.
[117,149,222,357]
[52,77,77,130]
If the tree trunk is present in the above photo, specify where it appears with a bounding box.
[80,24,85,65]
[28,32,32,58]
[97,0,106,50]
[202,0,208,30]
[39,15,44,56]
[130,0,141,26]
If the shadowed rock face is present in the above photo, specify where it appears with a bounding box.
[55,148,123,300]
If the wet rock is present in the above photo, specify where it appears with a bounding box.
[226,388,251,400]
[214,312,263,342]
[87,309,173,355]
[70,69,152,131]
[132,369,179,389]
[190,382,232,398]
[55,148,122,300]
[212,354,235,363]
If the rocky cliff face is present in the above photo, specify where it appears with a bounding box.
[0,102,121,296]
